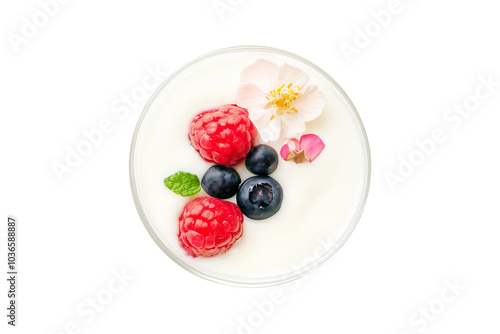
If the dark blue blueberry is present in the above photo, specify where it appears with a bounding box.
[201,165,241,199]
[245,145,279,176]
[237,176,283,220]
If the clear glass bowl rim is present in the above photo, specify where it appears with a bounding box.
[129,45,371,288]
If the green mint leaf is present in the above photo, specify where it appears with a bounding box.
[164,171,201,197]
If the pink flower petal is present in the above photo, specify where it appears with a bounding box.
[247,108,273,141]
[279,63,310,88]
[248,108,281,142]
[280,141,291,160]
[280,138,310,163]
[237,83,268,110]
[241,59,279,93]
[288,138,301,151]
[292,85,326,122]
[259,116,281,142]
[280,138,300,160]
[300,134,325,162]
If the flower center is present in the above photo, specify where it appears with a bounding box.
[265,83,302,119]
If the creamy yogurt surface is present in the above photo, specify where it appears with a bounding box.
[131,48,370,285]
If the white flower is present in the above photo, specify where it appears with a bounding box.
[236,59,326,142]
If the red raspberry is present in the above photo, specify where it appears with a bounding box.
[188,104,257,166]
[178,197,244,257]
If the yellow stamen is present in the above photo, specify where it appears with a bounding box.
[265,83,302,119]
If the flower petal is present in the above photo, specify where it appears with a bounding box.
[280,113,306,139]
[279,63,309,87]
[288,138,301,152]
[280,138,300,160]
[280,141,291,160]
[300,134,325,162]
[241,59,279,93]
[249,108,281,142]
[236,83,268,110]
[281,138,310,163]
[292,84,326,121]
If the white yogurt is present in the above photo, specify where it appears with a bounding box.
[131,48,370,285]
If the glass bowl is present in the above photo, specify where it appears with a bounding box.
[129,46,370,287]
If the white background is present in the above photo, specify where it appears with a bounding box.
[1,0,500,333]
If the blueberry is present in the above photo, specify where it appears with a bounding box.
[201,165,241,199]
[245,145,279,176]
[237,176,283,220]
